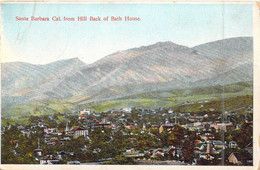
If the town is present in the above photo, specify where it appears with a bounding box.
[1,106,253,165]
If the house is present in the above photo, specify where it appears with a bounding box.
[212,122,234,132]
[78,115,87,120]
[209,108,216,112]
[150,148,164,157]
[34,149,43,157]
[201,133,214,140]
[182,123,197,131]
[12,149,22,156]
[125,124,136,130]
[164,146,176,156]
[236,124,242,129]
[228,152,252,165]
[228,141,238,149]
[93,148,101,154]
[21,130,31,137]
[38,121,46,127]
[60,137,71,145]
[107,113,122,117]
[122,107,132,113]
[225,125,236,131]
[212,140,225,149]
[57,151,74,159]
[94,122,112,129]
[43,128,57,134]
[40,155,60,164]
[245,142,253,157]
[124,148,144,158]
[200,153,214,160]
[48,116,54,120]
[47,141,56,146]
[17,125,25,130]
[162,123,176,131]
[71,126,88,138]
[9,140,19,144]
[151,125,159,129]
[168,109,174,114]
[125,148,137,154]
[129,138,137,143]
[79,109,92,115]
[188,114,204,122]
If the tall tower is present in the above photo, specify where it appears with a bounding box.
[159,125,163,133]
[206,141,213,154]
[85,129,91,141]
[141,123,146,133]
[34,138,43,157]
[65,121,70,133]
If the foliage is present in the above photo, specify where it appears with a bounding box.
[232,123,253,148]
[106,155,136,165]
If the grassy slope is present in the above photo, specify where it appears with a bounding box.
[1,100,74,122]
[1,81,253,123]
[87,82,253,112]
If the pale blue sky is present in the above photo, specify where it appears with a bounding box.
[1,4,252,64]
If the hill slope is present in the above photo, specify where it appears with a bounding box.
[1,58,87,107]
[53,37,253,104]
[1,37,253,109]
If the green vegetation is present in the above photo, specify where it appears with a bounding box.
[1,99,75,125]
[2,81,253,124]
[86,81,252,113]
[175,95,253,113]
[106,155,135,164]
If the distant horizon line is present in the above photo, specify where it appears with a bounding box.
[1,36,252,65]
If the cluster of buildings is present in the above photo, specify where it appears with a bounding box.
[2,106,253,165]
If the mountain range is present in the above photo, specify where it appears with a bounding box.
[1,37,253,109]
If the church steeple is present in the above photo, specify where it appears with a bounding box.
[65,121,70,133]
[141,123,146,133]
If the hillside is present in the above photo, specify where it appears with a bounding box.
[1,81,253,121]
[55,37,253,104]
[1,37,253,113]
[1,58,87,107]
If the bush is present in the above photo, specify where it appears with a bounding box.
[106,155,136,165]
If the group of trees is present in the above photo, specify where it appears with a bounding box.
[1,121,197,164]
[2,109,253,165]
[1,125,39,164]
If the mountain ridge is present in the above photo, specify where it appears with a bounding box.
[1,37,253,109]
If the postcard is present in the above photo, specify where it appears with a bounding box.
[0,1,259,170]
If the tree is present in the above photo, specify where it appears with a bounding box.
[170,125,187,147]
[136,133,159,150]
[232,123,253,148]
[182,132,197,164]
[158,131,171,147]
[111,131,127,153]
[197,156,221,165]
[106,154,135,165]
